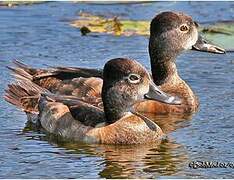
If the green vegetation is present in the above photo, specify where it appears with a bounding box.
[202,22,234,50]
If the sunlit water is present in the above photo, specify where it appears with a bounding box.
[0,2,233,178]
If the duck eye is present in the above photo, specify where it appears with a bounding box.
[128,74,141,84]
[180,25,189,32]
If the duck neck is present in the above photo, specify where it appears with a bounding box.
[102,84,132,124]
[149,37,179,85]
[151,60,178,86]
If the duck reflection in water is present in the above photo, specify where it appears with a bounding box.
[22,123,189,178]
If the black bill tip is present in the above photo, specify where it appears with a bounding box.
[192,35,226,54]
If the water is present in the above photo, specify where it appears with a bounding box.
[0,2,234,178]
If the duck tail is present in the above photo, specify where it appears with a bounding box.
[4,79,49,114]
[6,60,38,81]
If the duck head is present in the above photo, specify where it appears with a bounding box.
[102,58,181,124]
[149,11,225,64]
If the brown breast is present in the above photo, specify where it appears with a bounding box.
[87,115,164,144]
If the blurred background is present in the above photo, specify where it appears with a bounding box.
[0,1,233,178]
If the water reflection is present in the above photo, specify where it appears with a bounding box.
[97,140,188,178]
[21,115,190,178]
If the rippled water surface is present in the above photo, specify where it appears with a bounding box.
[0,2,234,178]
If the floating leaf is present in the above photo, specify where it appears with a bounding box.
[0,1,45,7]
[201,22,234,51]
[70,12,150,36]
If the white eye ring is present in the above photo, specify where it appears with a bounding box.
[179,24,189,32]
[127,73,141,84]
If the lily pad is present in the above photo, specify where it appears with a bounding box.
[70,12,150,36]
[70,12,234,50]
[201,23,234,51]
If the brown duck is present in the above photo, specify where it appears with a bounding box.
[5,58,181,144]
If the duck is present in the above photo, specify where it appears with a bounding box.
[5,58,181,144]
[7,11,225,115]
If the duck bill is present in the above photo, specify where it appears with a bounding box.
[144,81,181,105]
[192,35,225,54]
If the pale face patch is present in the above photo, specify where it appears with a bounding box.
[184,27,198,50]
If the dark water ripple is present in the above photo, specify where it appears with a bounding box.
[0,2,233,178]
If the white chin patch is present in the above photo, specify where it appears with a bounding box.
[185,30,198,50]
